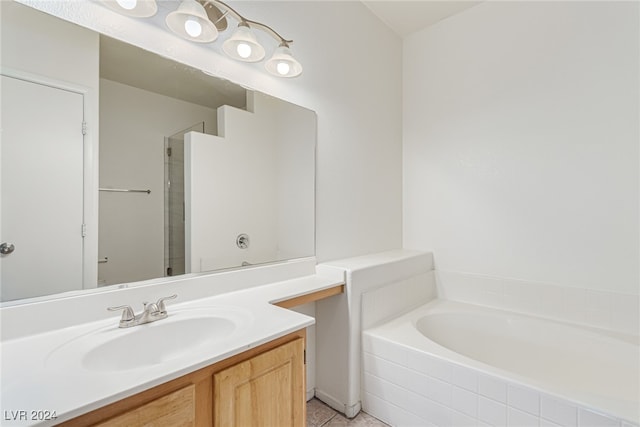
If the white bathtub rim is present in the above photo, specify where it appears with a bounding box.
[419,299,638,344]
[362,299,640,425]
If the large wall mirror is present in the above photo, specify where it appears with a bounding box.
[0,1,316,304]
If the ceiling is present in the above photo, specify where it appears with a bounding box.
[361,1,482,37]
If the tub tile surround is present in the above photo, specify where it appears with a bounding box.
[362,333,640,427]
[436,270,640,336]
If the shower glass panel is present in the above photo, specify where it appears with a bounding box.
[164,122,204,277]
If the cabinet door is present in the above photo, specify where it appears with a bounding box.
[214,338,305,427]
[95,385,196,427]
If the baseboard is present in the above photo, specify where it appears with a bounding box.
[306,388,315,402]
[314,389,362,419]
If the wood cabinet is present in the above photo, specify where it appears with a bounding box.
[214,338,304,426]
[61,330,305,427]
[94,385,196,427]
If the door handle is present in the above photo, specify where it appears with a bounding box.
[0,243,15,255]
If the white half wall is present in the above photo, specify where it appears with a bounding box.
[185,125,278,272]
[316,250,435,417]
[403,1,640,296]
[184,92,315,272]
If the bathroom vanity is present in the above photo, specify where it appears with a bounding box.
[60,330,306,426]
[58,285,346,426]
[0,261,345,426]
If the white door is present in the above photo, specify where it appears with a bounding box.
[1,75,84,301]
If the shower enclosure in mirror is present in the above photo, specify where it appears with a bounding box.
[0,0,316,303]
[164,123,204,280]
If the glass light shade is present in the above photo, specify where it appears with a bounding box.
[165,0,218,43]
[222,24,266,63]
[103,0,157,17]
[265,45,302,78]
[116,0,136,10]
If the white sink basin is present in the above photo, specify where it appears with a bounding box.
[83,316,235,371]
[46,306,252,372]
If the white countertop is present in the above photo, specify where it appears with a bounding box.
[0,273,343,426]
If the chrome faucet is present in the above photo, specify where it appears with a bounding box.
[108,294,177,328]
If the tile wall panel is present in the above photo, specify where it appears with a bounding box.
[362,333,638,427]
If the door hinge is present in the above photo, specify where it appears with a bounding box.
[81,223,87,237]
[82,121,87,135]
[167,147,172,157]
[303,349,306,365]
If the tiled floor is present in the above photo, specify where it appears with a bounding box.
[307,398,389,427]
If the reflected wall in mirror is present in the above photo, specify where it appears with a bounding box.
[0,0,316,303]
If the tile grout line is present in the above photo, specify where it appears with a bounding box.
[318,412,338,427]
[308,398,389,427]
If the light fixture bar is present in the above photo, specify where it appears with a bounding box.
[206,0,294,46]
[102,0,302,77]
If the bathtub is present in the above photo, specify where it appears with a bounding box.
[362,299,639,427]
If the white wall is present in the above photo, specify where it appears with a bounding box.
[404,2,639,298]
[0,1,98,88]
[1,1,100,290]
[99,78,217,285]
[272,95,316,261]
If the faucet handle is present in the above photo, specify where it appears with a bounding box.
[142,301,159,313]
[107,305,135,322]
[156,294,177,314]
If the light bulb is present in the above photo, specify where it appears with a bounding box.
[276,61,291,76]
[184,18,202,38]
[236,43,252,59]
[116,0,137,10]
[265,45,302,77]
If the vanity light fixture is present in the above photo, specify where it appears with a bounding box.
[211,0,303,77]
[102,0,303,78]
